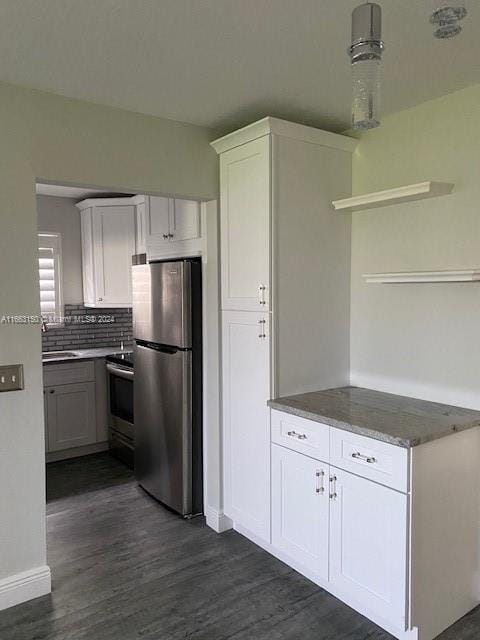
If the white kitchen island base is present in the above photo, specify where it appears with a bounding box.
[222,404,480,640]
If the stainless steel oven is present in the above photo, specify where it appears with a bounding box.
[106,353,134,467]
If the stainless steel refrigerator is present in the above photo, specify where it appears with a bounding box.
[132,257,203,517]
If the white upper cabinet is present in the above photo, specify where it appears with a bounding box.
[212,117,355,549]
[222,310,271,542]
[134,198,147,254]
[77,198,136,308]
[272,444,329,581]
[329,468,408,631]
[219,136,270,311]
[146,195,171,245]
[134,195,202,260]
[171,198,201,242]
[92,205,135,306]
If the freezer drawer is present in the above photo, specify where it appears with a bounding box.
[134,342,193,515]
[132,260,192,348]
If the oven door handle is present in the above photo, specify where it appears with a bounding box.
[106,363,134,380]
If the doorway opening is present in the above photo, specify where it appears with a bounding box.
[36,178,220,592]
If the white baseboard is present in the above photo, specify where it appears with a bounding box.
[0,566,51,612]
[205,507,233,533]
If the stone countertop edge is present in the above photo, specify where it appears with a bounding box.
[42,347,132,364]
[267,398,480,449]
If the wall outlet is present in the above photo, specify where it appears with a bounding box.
[0,364,24,392]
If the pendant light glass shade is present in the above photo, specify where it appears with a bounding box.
[430,1,467,38]
[352,57,381,130]
[349,3,384,130]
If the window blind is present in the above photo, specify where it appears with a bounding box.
[38,233,62,324]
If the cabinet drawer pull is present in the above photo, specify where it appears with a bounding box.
[287,430,307,440]
[352,452,377,464]
[315,470,325,494]
[258,284,266,306]
[329,474,337,500]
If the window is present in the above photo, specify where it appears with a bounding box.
[38,233,63,325]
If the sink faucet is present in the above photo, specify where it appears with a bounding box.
[41,319,48,333]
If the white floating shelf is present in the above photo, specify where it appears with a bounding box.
[332,181,454,212]
[363,270,480,284]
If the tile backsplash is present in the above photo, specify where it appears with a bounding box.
[42,304,133,352]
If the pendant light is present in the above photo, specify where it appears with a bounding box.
[349,2,384,130]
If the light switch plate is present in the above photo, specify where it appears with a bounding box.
[0,364,24,392]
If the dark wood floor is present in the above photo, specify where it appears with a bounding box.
[0,453,478,640]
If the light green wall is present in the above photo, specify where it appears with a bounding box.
[0,81,218,583]
[36,195,83,304]
[351,84,480,409]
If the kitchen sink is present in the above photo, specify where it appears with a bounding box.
[42,351,78,360]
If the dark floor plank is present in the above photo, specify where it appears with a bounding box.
[0,452,478,639]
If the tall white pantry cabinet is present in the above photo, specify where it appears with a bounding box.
[211,117,356,542]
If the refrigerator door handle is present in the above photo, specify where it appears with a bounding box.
[136,341,181,355]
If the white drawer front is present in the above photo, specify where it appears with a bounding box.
[43,360,95,387]
[330,428,409,493]
[271,410,329,462]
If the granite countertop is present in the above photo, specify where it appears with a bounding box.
[42,347,132,364]
[268,386,480,448]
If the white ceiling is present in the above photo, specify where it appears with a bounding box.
[1,1,479,134]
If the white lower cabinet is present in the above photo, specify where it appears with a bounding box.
[43,360,102,459]
[222,310,271,542]
[45,382,97,452]
[272,444,329,581]
[329,468,408,631]
[268,410,411,639]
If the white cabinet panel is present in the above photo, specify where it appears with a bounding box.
[330,428,409,492]
[170,199,200,242]
[92,205,135,306]
[78,199,136,308]
[222,310,271,541]
[271,410,330,461]
[80,209,95,305]
[43,390,49,452]
[147,196,171,244]
[220,136,270,311]
[135,199,147,254]
[272,444,329,581]
[144,196,203,260]
[43,360,94,387]
[45,382,97,452]
[329,468,408,631]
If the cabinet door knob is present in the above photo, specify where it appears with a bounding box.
[49,389,55,394]
[168,233,174,239]
[163,234,169,239]
[98,297,103,301]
